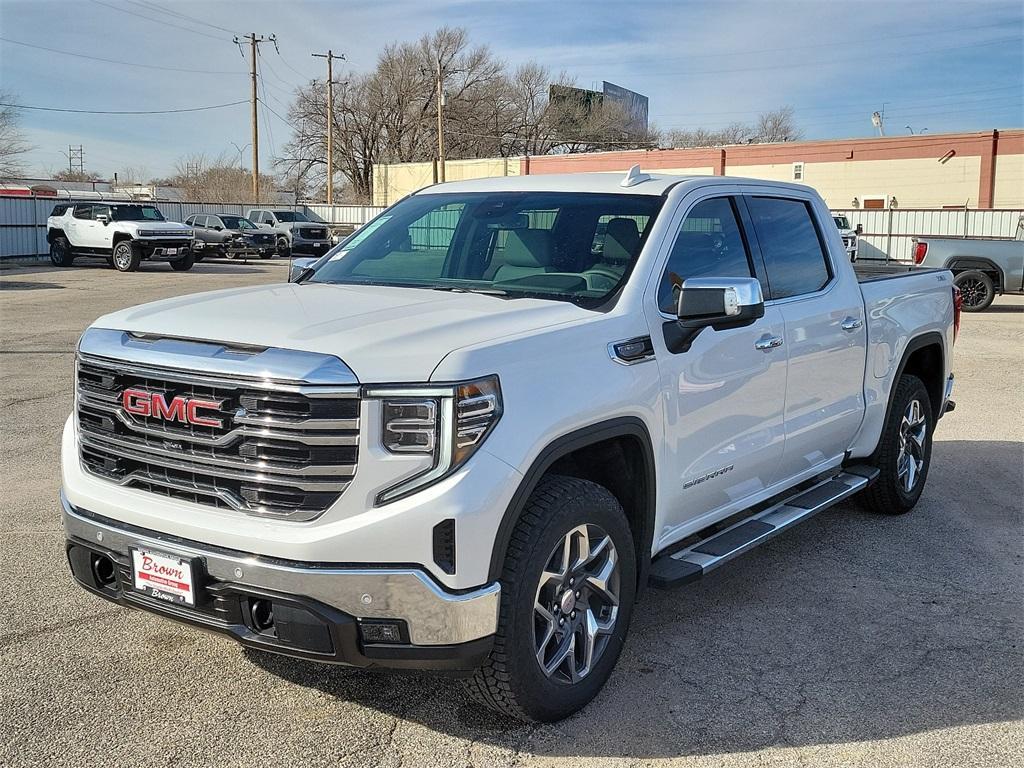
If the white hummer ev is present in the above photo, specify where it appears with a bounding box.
[62,170,958,722]
[47,202,195,272]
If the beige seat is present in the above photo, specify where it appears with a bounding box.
[494,230,555,282]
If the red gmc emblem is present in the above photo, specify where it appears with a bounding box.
[122,388,224,428]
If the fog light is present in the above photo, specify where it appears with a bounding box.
[359,620,405,644]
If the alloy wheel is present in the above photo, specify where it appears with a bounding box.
[897,398,927,493]
[114,245,132,270]
[958,278,988,308]
[533,523,620,684]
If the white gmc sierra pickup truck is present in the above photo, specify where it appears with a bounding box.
[62,170,959,722]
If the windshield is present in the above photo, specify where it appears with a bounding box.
[833,215,850,229]
[111,205,164,222]
[273,211,308,222]
[308,191,665,307]
[221,215,256,230]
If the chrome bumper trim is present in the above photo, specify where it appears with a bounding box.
[61,493,499,646]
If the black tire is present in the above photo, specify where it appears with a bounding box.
[49,237,74,267]
[464,476,637,723]
[276,237,291,258]
[170,252,195,271]
[259,251,273,260]
[859,374,934,515]
[954,270,995,312]
[111,240,141,272]
[193,252,205,262]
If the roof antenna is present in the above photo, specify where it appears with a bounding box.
[620,164,651,188]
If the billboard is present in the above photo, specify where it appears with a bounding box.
[602,82,649,133]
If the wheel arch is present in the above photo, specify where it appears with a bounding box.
[111,231,135,247]
[945,257,1004,291]
[47,228,65,244]
[877,331,946,445]
[487,417,657,588]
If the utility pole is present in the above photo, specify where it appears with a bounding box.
[312,50,346,205]
[436,58,446,183]
[234,33,274,203]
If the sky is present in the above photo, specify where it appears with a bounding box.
[1,0,1022,180]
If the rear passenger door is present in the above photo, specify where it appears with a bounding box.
[741,189,867,483]
[644,190,788,538]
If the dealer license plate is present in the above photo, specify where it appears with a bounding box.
[166,247,178,255]
[131,548,195,606]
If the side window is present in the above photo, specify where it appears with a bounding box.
[73,204,92,220]
[184,215,195,225]
[657,197,752,314]
[210,217,222,229]
[92,205,110,220]
[745,197,831,299]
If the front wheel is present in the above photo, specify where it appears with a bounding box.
[954,270,995,312]
[465,476,637,722]
[859,374,934,515]
[276,237,291,258]
[111,241,140,272]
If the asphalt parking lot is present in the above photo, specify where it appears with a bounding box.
[1,258,1021,768]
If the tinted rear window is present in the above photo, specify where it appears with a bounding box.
[746,197,831,299]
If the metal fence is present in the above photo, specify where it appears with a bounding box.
[833,207,1024,263]
[3,196,1021,263]
[0,197,387,260]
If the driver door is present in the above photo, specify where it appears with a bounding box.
[643,191,788,544]
[91,205,115,250]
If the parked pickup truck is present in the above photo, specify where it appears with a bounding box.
[47,202,195,272]
[62,170,958,723]
[185,213,277,260]
[832,213,861,261]
[912,226,1024,311]
[246,208,332,257]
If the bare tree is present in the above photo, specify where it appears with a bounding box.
[0,94,31,177]
[170,153,277,202]
[52,168,103,182]
[278,26,654,202]
[755,106,802,143]
[665,107,801,148]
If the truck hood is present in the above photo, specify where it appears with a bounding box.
[91,282,592,382]
[124,220,192,232]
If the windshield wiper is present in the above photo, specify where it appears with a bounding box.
[429,285,512,298]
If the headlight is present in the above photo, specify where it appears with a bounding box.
[138,230,154,237]
[368,375,502,504]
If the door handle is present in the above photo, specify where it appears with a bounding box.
[841,317,863,331]
[755,334,784,351]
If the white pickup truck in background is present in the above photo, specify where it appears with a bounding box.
[62,170,958,722]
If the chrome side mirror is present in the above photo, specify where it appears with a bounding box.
[288,256,316,283]
[667,277,766,353]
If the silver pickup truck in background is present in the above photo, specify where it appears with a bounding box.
[913,223,1024,311]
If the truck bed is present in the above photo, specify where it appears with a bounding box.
[853,262,943,283]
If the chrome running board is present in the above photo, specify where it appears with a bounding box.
[648,466,879,589]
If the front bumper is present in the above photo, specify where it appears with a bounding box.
[136,239,194,261]
[291,240,332,255]
[62,494,498,672]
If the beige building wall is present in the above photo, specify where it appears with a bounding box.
[992,153,1024,208]
[373,157,521,205]
[729,156,983,208]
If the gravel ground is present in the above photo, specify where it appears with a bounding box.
[1,258,1021,768]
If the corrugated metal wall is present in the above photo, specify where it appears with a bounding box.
[832,208,1024,262]
[0,199,386,260]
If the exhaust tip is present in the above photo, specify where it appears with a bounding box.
[91,554,117,587]
[250,599,275,632]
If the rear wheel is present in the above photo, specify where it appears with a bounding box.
[954,270,995,312]
[259,251,273,259]
[111,241,140,272]
[49,237,74,267]
[859,374,934,515]
[465,476,637,722]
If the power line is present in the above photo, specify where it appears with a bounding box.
[0,36,246,75]
[87,0,229,41]
[651,83,1024,120]
[0,100,248,115]
[127,0,241,35]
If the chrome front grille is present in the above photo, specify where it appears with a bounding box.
[76,355,359,521]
